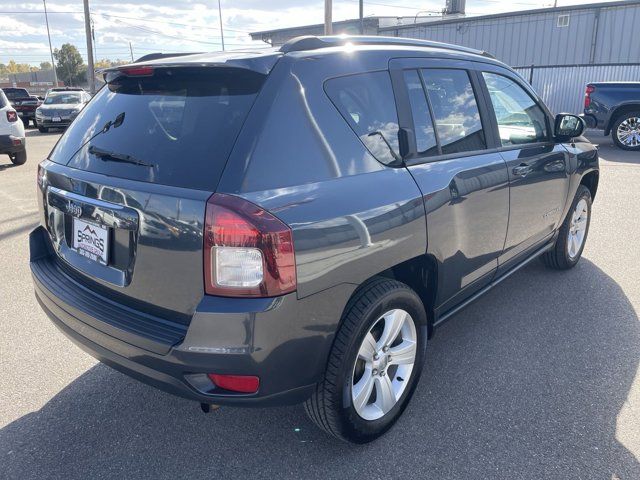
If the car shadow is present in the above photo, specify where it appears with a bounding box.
[585,130,640,165]
[25,129,63,138]
[0,162,19,171]
[1,259,639,479]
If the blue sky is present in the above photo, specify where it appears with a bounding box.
[0,0,615,65]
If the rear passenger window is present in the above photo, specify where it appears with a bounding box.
[325,71,400,165]
[482,72,548,146]
[421,69,486,155]
[403,70,438,157]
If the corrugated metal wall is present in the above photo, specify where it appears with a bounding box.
[513,64,640,114]
[385,2,640,67]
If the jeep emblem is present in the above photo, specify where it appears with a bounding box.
[66,201,83,218]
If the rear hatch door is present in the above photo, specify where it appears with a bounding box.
[42,63,270,322]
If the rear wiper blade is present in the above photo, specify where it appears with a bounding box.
[88,145,155,167]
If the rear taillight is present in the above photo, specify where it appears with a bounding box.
[204,193,296,297]
[6,110,17,122]
[584,84,595,109]
[37,163,45,190]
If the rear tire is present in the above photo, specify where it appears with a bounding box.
[304,277,428,443]
[542,185,591,270]
[9,149,27,165]
[611,111,640,151]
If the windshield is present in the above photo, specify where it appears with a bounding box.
[50,67,265,190]
[45,94,82,105]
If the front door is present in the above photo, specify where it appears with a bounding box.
[390,59,510,315]
[478,69,571,270]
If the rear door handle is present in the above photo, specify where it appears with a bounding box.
[512,163,532,177]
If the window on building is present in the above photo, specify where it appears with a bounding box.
[403,69,438,157]
[420,69,486,155]
[482,72,548,146]
[325,71,400,164]
[557,14,570,27]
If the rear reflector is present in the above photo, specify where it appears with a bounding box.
[208,374,259,393]
[204,193,296,297]
[6,110,17,122]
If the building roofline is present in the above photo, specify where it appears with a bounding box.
[379,0,640,31]
[250,17,383,38]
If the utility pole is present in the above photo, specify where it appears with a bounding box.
[129,42,134,62]
[91,17,97,65]
[217,0,225,51]
[325,0,332,35]
[43,0,58,87]
[359,0,364,34]
[83,0,95,94]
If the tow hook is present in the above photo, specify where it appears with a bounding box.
[200,403,220,413]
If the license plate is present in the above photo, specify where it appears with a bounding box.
[52,116,61,122]
[72,218,109,265]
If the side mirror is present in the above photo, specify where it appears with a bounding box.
[554,113,585,140]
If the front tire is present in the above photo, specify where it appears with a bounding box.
[611,111,640,151]
[304,278,428,443]
[542,185,591,270]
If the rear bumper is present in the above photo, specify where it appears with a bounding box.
[38,120,72,128]
[30,226,347,407]
[0,134,25,154]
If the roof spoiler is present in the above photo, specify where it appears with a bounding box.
[279,35,495,59]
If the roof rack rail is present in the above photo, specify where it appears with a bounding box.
[279,35,495,59]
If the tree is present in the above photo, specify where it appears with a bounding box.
[94,58,129,69]
[6,60,32,74]
[53,43,86,86]
[39,61,52,71]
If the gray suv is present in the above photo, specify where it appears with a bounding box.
[30,36,599,443]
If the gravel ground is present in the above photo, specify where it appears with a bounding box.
[1,128,639,479]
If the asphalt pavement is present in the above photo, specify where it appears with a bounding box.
[1,128,639,479]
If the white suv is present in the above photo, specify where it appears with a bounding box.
[0,89,26,165]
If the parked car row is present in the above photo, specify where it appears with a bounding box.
[0,86,89,131]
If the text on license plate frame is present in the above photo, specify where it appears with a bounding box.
[72,218,109,265]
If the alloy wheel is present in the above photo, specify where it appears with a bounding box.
[351,308,418,421]
[567,198,588,259]
[616,116,640,147]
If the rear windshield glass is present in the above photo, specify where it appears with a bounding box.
[3,88,29,100]
[50,67,265,191]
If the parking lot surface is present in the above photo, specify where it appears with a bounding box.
[1,129,639,479]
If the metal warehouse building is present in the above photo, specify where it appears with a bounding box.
[251,0,640,114]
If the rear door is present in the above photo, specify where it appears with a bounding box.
[477,67,571,272]
[390,58,509,315]
[41,66,267,321]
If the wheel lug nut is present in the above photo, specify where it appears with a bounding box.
[373,354,379,360]
[372,369,378,376]
[383,346,389,353]
[380,371,386,376]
